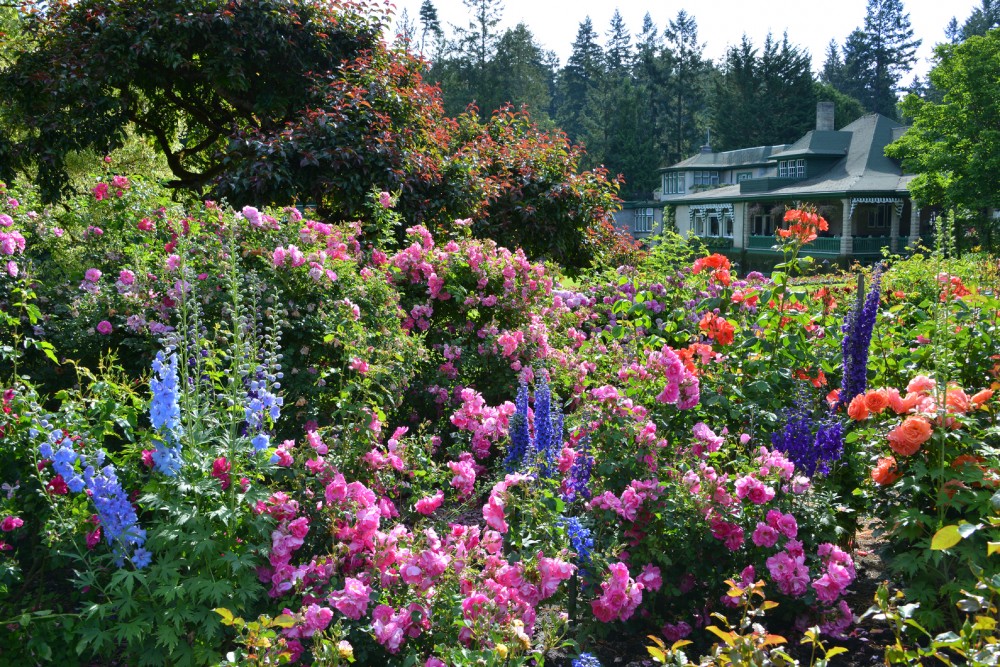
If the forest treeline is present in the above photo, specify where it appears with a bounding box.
[396,0,999,198]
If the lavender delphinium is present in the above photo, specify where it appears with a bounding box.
[561,516,594,564]
[563,435,594,502]
[838,265,883,408]
[39,427,149,567]
[245,365,283,453]
[150,350,183,475]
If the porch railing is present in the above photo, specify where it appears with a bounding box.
[747,235,841,254]
[852,236,891,255]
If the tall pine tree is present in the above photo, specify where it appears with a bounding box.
[662,10,712,164]
[835,0,920,116]
[556,17,604,145]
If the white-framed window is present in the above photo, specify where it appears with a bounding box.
[693,214,706,235]
[737,171,753,182]
[752,214,774,236]
[778,161,788,178]
[724,214,734,238]
[633,208,654,233]
[663,172,684,194]
[693,171,720,187]
[708,214,720,236]
[796,159,806,178]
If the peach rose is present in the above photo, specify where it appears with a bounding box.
[864,389,890,414]
[885,388,905,414]
[888,416,933,456]
[907,375,936,395]
[871,456,901,486]
[847,394,869,421]
[971,389,994,407]
[946,388,971,414]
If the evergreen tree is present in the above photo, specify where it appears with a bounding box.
[960,0,1000,38]
[451,0,504,116]
[556,17,604,145]
[713,33,816,151]
[662,10,712,164]
[394,8,417,47]
[837,0,920,116]
[587,11,636,190]
[627,13,664,194]
[488,24,553,120]
[820,40,845,89]
[605,9,633,76]
[418,0,443,54]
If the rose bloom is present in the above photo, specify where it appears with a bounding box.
[847,394,869,421]
[863,389,890,414]
[96,320,113,335]
[888,416,933,456]
[871,456,901,485]
[971,389,994,407]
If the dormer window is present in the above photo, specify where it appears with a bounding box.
[693,171,719,187]
[663,172,684,194]
[778,160,807,179]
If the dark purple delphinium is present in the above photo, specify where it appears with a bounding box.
[812,419,844,475]
[838,265,883,408]
[771,402,845,477]
[504,383,530,472]
[504,377,563,478]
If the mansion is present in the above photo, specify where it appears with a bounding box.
[615,102,933,267]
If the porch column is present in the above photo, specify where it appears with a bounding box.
[890,202,900,253]
[908,202,921,249]
[839,198,853,256]
[741,203,751,250]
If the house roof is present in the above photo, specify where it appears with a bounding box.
[668,114,911,204]
[659,144,790,172]
[767,130,851,159]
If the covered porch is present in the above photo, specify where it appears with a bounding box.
[740,196,930,258]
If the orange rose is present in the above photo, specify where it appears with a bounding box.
[847,394,869,421]
[972,389,994,407]
[871,456,901,485]
[864,389,890,414]
[888,416,933,456]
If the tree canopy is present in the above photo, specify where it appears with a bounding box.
[0,0,394,200]
[886,28,1000,217]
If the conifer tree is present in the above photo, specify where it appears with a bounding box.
[662,10,711,164]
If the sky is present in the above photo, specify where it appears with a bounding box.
[390,0,982,81]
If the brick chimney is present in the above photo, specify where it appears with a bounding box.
[816,101,835,131]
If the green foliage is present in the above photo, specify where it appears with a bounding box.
[713,34,817,152]
[1,0,389,199]
[886,29,1000,245]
